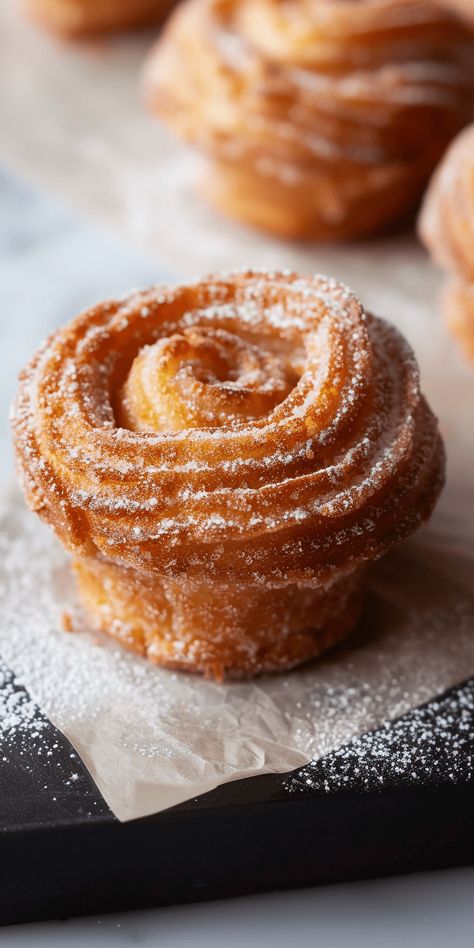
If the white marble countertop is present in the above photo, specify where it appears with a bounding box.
[3,869,474,947]
[1,165,474,947]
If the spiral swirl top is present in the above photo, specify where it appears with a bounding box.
[118,326,296,432]
[232,0,474,71]
[13,271,444,587]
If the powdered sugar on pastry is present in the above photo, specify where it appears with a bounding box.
[12,270,445,678]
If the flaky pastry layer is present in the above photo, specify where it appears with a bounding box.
[73,556,366,678]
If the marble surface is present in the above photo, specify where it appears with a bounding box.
[1,168,473,945]
[2,869,474,946]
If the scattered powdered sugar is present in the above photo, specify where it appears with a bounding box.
[287,682,474,796]
[0,660,49,746]
[0,488,473,821]
[0,657,111,823]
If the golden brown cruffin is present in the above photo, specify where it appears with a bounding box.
[419,123,474,362]
[143,0,474,241]
[12,271,445,679]
[24,0,176,36]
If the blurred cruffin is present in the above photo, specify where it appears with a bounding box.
[144,0,474,241]
[419,122,474,363]
[24,0,177,36]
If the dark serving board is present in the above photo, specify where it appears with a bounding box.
[0,663,473,927]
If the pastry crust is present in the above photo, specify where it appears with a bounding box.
[419,123,474,361]
[72,556,367,678]
[143,0,474,240]
[25,0,175,36]
[12,270,445,678]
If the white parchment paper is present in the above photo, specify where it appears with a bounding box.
[1,485,474,822]
[0,0,473,821]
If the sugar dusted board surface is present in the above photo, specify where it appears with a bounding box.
[1,655,473,927]
[1,661,473,830]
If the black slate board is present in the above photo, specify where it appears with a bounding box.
[0,665,473,927]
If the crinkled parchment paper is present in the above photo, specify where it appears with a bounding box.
[1,1,474,821]
[1,486,474,822]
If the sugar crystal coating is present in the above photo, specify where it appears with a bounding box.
[12,269,445,677]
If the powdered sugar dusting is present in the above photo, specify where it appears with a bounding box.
[1,489,473,821]
[287,683,474,796]
[11,270,443,598]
